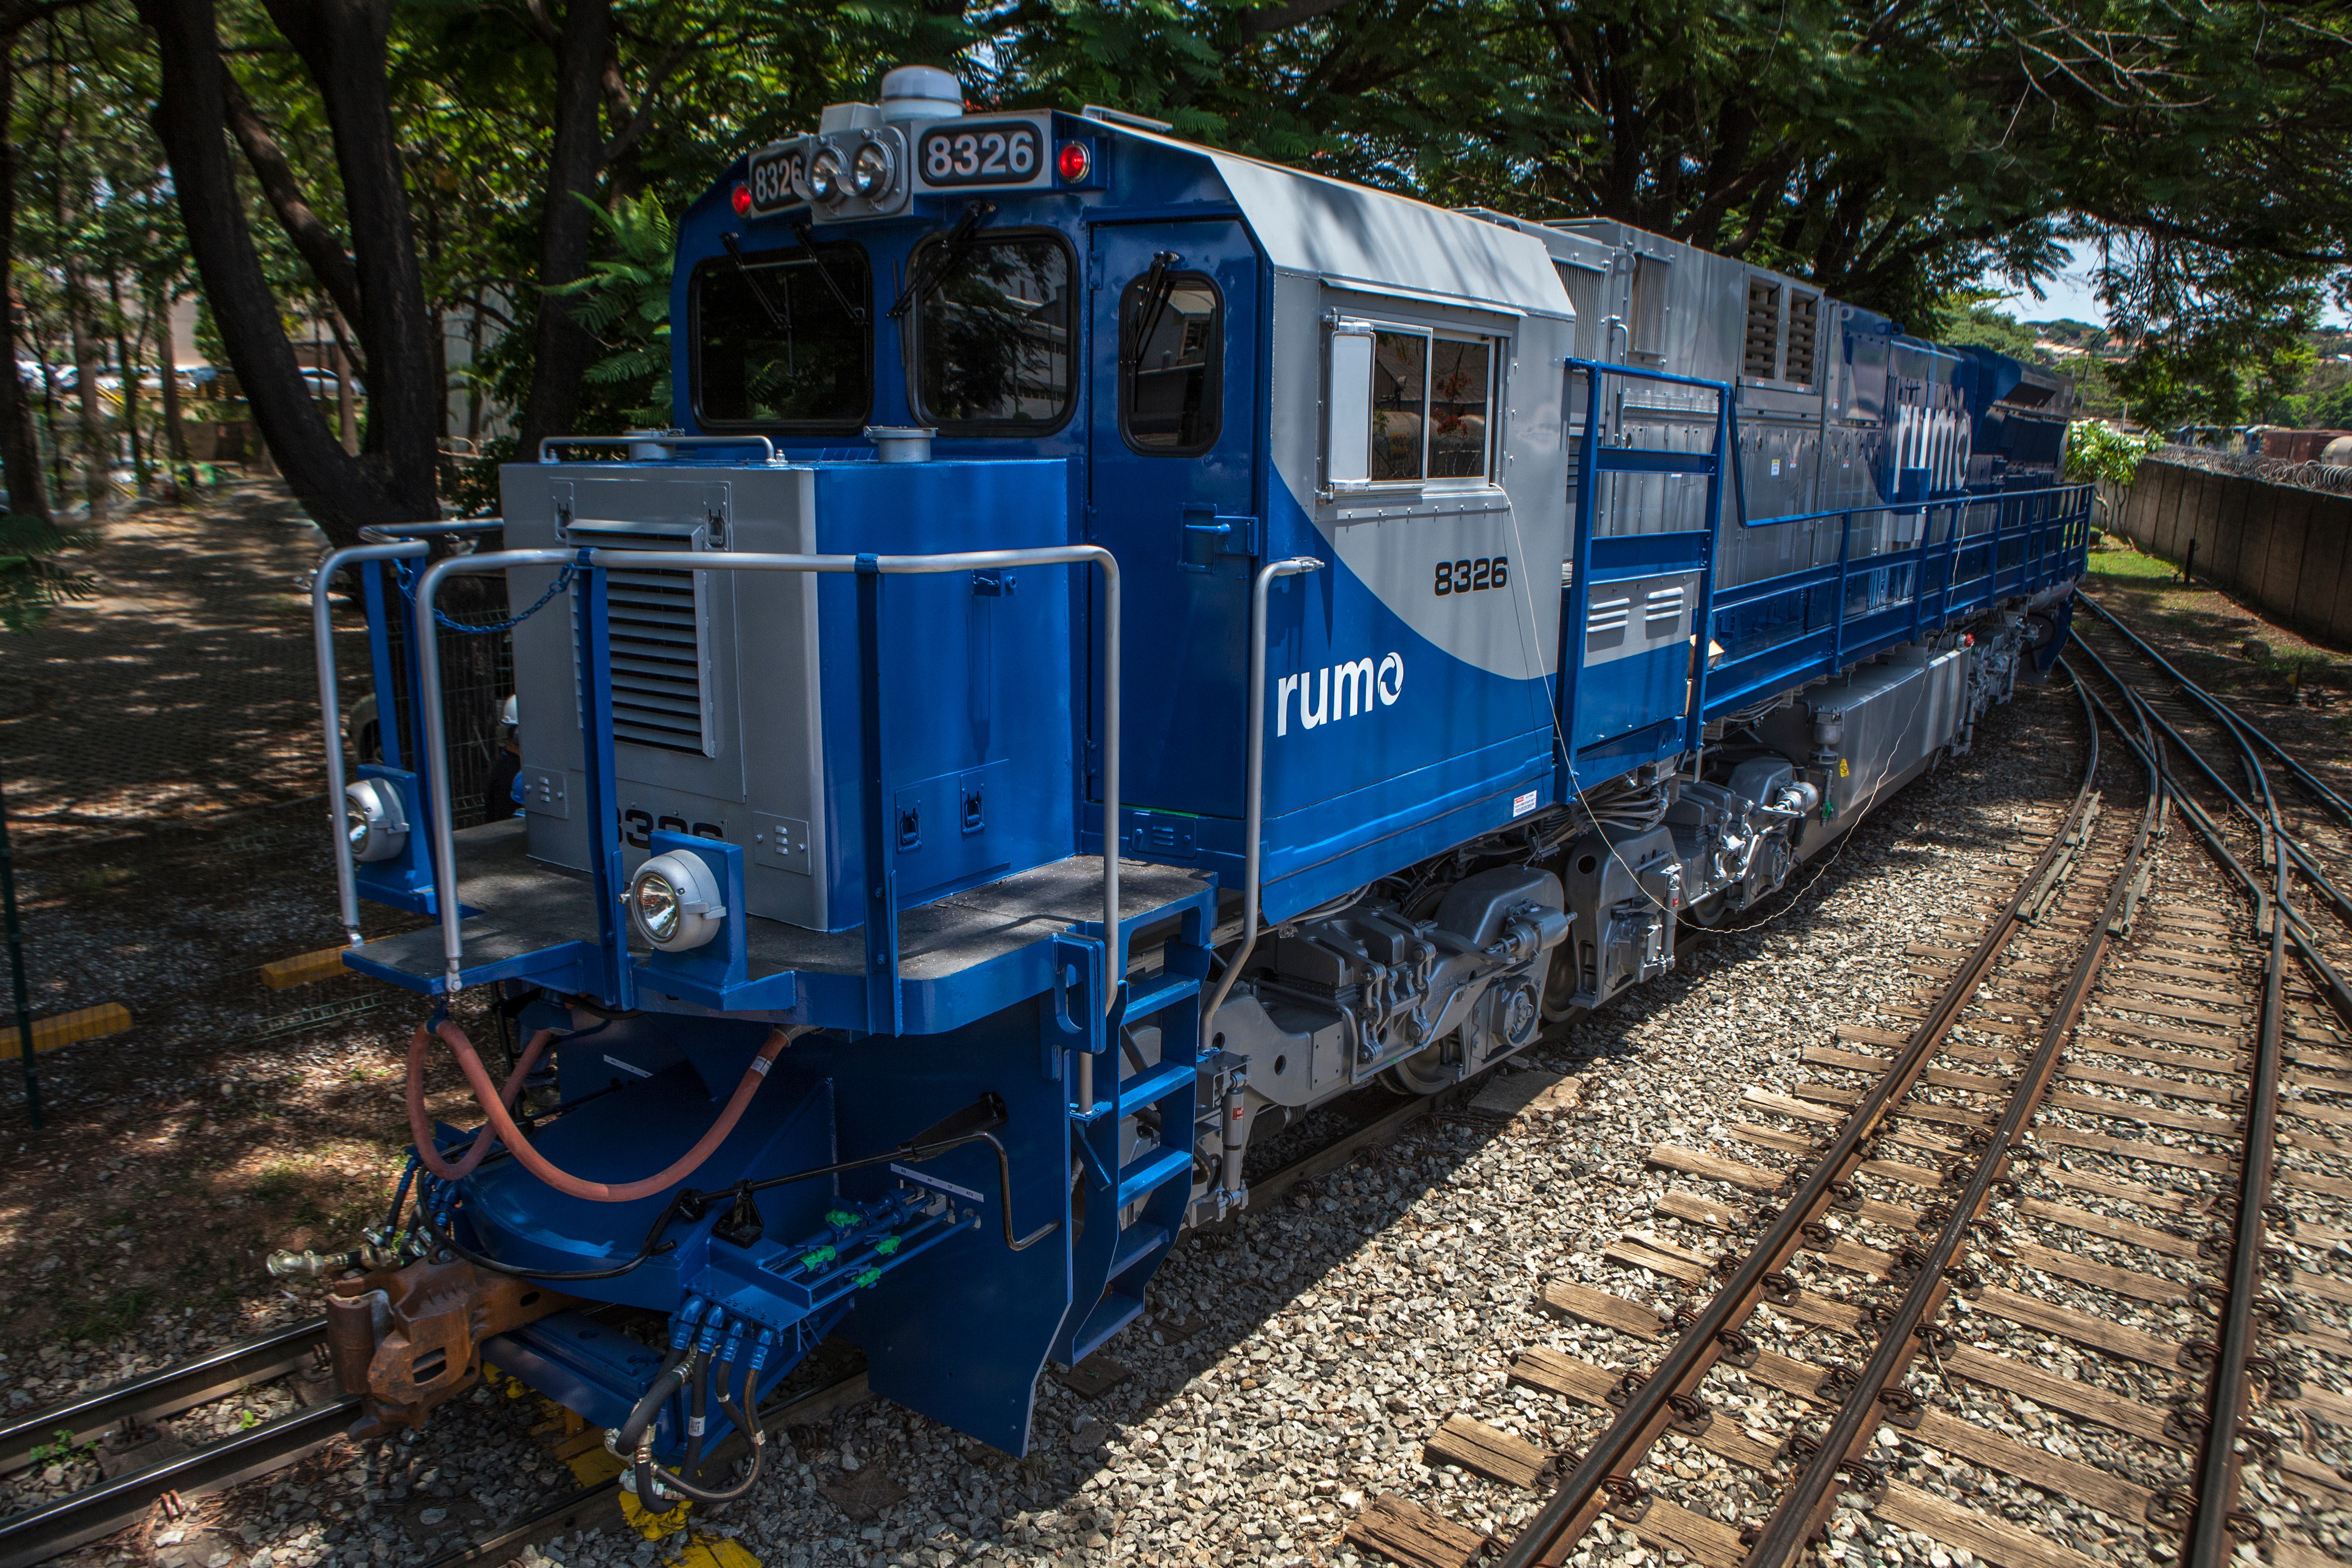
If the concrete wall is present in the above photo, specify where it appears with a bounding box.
[2108,456,2352,648]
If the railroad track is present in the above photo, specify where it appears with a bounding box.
[1342,657,2351,1568]
[0,1320,348,1568]
[0,1053,1518,1568]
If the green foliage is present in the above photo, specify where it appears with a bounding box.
[2065,423,2161,487]
[544,193,678,427]
[0,512,95,632]
[28,1427,94,1467]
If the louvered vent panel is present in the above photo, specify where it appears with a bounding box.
[573,523,710,755]
[1784,294,1819,386]
[1743,279,1780,380]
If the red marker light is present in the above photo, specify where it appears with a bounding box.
[1056,142,1091,183]
[731,183,753,216]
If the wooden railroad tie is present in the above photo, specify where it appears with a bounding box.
[1342,1492,1486,1568]
[1421,1414,1551,1489]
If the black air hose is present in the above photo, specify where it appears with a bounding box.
[641,1351,766,1504]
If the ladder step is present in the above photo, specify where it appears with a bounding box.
[1122,973,1201,1020]
[1064,1291,1145,1366]
[1115,1146,1193,1209]
[1109,1223,1170,1279]
[1115,1059,1195,1111]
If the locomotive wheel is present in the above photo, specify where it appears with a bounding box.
[1382,1040,1456,1097]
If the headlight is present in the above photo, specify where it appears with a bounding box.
[808,148,845,204]
[343,778,409,864]
[627,851,726,952]
[849,140,894,198]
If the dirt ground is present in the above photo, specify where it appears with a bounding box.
[0,496,2341,1390]
[0,482,466,1369]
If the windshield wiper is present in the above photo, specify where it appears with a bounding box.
[721,231,795,375]
[887,201,997,322]
[720,232,789,331]
[788,217,868,327]
[1127,249,1182,368]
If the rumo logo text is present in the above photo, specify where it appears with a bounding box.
[1276,653,1403,736]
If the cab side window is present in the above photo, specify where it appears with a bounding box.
[1369,329,1493,483]
[1119,271,1221,454]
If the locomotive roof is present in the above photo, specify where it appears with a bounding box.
[1095,121,1576,323]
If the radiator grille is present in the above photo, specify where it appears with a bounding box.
[1784,293,1819,386]
[1743,280,1780,381]
[572,522,712,755]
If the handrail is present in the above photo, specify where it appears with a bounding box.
[539,435,777,464]
[312,541,431,946]
[357,519,504,544]
[411,545,1121,1012]
[1198,556,1326,1050]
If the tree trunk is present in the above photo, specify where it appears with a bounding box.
[60,261,107,519]
[105,272,148,496]
[150,283,185,501]
[137,0,421,543]
[328,309,358,453]
[220,61,364,337]
[515,0,615,454]
[257,0,437,514]
[0,38,45,523]
[34,316,63,503]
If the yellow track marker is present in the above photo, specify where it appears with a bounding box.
[261,946,355,990]
[0,1003,132,1060]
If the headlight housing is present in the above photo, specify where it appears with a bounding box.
[628,851,727,952]
[808,148,845,204]
[849,139,894,198]
[344,777,409,864]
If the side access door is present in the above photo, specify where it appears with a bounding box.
[1085,219,1260,844]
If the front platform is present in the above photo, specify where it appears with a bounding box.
[346,819,1215,1034]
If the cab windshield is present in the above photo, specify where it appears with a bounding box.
[691,241,872,434]
[911,233,1075,434]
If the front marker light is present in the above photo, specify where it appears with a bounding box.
[628,851,727,952]
[344,778,409,864]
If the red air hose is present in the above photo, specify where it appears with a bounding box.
[407,1025,556,1180]
[408,1019,789,1203]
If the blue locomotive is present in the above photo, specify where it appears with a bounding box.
[298,67,2089,1493]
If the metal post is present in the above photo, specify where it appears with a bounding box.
[1560,365,1603,776]
[856,556,900,1037]
[413,548,574,995]
[314,542,429,946]
[1685,400,1726,756]
[1829,506,1855,671]
[359,563,403,768]
[574,562,631,1008]
[1198,556,1325,1049]
[0,765,39,1128]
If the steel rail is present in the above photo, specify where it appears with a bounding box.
[2069,638,2352,1024]
[0,1395,356,1568]
[2080,593,2352,831]
[1745,696,2155,1566]
[1493,676,2104,1568]
[0,1319,329,1478]
[2065,636,2304,1564]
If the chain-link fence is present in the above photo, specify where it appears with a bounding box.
[3,480,514,853]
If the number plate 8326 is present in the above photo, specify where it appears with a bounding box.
[914,117,1050,191]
